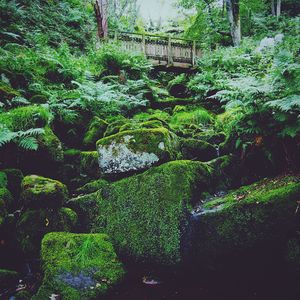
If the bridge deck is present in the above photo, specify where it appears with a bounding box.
[109,32,202,68]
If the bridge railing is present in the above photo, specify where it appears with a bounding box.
[109,31,202,68]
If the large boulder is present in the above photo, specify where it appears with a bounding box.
[91,157,234,265]
[97,128,180,175]
[16,207,77,257]
[191,175,300,266]
[83,117,108,150]
[180,138,217,161]
[33,232,124,300]
[21,175,68,209]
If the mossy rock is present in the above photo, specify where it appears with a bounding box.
[167,74,189,98]
[32,232,124,300]
[80,151,100,179]
[0,171,7,188]
[14,291,31,300]
[0,105,50,131]
[0,269,19,290]
[67,191,103,232]
[180,138,217,162]
[191,175,300,265]
[169,107,214,136]
[76,179,109,195]
[30,94,48,104]
[104,119,129,138]
[16,207,77,257]
[93,158,234,265]
[0,188,14,212]
[1,168,23,199]
[83,117,108,150]
[97,128,180,175]
[284,237,300,270]
[21,175,68,209]
[152,97,195,109]
[0,199,8,227]
[18,127,64,177]
[0,82,20,101]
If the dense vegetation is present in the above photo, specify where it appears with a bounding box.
[0,0,299,299]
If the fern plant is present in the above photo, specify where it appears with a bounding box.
[0,124,44,151]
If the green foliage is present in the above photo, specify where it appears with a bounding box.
[90,43,151,79]
[0,0,95,49]
[33,232,124,300]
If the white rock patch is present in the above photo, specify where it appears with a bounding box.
[98,141,160,174]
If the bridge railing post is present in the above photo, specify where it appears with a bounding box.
[167,36,173,66]
[114,31,118,41]
[192,40,196,67]
[141,34,146,54]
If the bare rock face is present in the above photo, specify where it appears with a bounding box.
[96,128,180,175]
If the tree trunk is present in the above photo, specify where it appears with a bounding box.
[276,0,281,18]
[271,0,276,16]
[94,0,108,39]
[226,0,241,46]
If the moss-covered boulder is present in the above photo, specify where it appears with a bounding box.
[33,232,124,300]
[180,138,217,161]
[16,208,77,257]
[0,171,7,188]
[191,176,300,265]
[104,118,129,138]
[0,269,19,290]
[1,168,23,199]
[93,158,234,265]
[67,191,103,232]
[0,188,14,212]
[83,117,108,150]
[21,175,68,209]
[80,151,100,179]
[76,179,109,195]
[97,128,180,175]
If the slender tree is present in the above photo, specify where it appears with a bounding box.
[94,0,108,39]
[226,0,241,46]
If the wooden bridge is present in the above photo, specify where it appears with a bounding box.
[110,32,202,69]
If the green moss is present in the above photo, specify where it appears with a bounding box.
[16,207,77,257]
[64,148,81,158]
[37,126,64,163]
[76,179,109,195]
[21,175,68,209]
[170,107,214,132]
[67,191,104,232]
[204,176,300,210]
[0,105,50,131]
[80,151,100,179]
[104,118,128,138]
[33,232,124,300]
[0,269,19,289]
[180,138,217,161]
[0,187,14,211]
[93,160,215,265]
[0,171,7,188]
[0,199,8,227]
[193,175,300,264]
[0,82,20,101]
[132,110,171,123]
[1,168,23,198]
[14,291,31,300]
[83,117,108,149]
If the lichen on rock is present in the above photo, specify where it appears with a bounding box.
[97,128,180,175]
